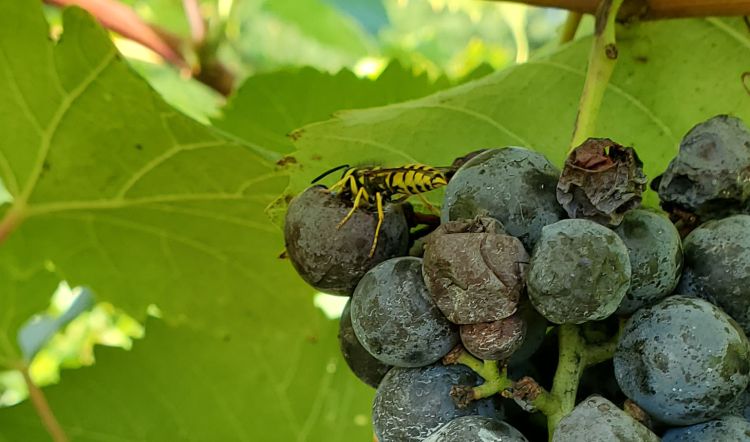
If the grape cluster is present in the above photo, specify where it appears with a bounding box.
[284,114,750,441]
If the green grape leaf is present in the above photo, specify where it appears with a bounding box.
[0,319,373,441]
[0,3,280,360]
[128,59,225,125]
[0,3,373,439]
[212,63,451,154]
[285,18,750,208]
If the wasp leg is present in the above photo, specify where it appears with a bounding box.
[327,176,347,193]
[416,193,440,215]
[369,192,385,257]
[338,185,366,229]
[328,171,356,194]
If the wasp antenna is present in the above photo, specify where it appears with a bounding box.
[311,164,350,184]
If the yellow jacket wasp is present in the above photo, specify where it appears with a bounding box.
[311,163,454,257]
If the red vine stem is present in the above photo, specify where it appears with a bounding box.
[44,0,188,69]
[182,0,206,44]
[0,207,24,245]
[21,365,69,442]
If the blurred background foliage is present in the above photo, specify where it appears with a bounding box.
[44,0,569,122]
[3,0,567,407]
[123,0,566,77]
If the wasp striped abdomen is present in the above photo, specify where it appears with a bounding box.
[313,163,453,256]
[378,164,449,197]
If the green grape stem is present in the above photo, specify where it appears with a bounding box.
[559,11,583,44]
[448,322,620,441]
[546,323,621,439]
[443,346,513,402]
[546,324,587,436]
[569,0,625,152]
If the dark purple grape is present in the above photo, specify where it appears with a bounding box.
[508,299,548,364]
[552,396,659,441]
[727,388,750,421]
[527,219,631,324]
[338,300,390,387]
[678,214,750,335]
[614,209,683,315]
[350,257,458,368]
[423,416,528,442]
[653,115,750,220]
[614,296,750,425]
[662,415,750,442]
[441,147,565,250]
[373,364,501,442]
[284,186,409,295]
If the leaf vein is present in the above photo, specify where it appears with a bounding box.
[49,213,267,288]
[144,203,277,233]
[26,193,269,217]
[252,344,302,435]
[189,364,252,442]
[297,358,337,442]
[705,18,750,50]
[419,103,535,148]
[20,50,117,203]
[85,216,124,277]
[312,135,418,163]
[115,140,227,198]
[527,60,676,140]
[0,45,45,134]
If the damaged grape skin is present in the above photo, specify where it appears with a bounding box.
[552,395,659,442]
[284,186,409,295]
[338,300,391,388]
[661,415,750,442]
[678,214,750,335]
[350,257,458,368]
[614,296,750,426]
[423,416,529,442]
[614,209,683,315]
[441,147,566,250]
[654,115,750,220]
[423,217,528,324]
[557,138,647,226]
[527,219,631,324]
[372,364,500,442]
[460,311,526,361]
